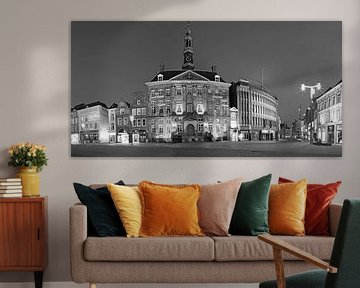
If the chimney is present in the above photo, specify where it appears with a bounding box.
[211,65,217,73]
[159,64,165,72]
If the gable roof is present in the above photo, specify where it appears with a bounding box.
[109,103,118,109]
[72,103,86,111]
[76,101,108,110]
[150,69,227,83]
[314,79,342,101]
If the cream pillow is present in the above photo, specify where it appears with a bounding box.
[107,183,142,237]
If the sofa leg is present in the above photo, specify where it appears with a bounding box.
[89,283,96,288]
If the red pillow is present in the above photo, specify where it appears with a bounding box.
[278,177,341,236]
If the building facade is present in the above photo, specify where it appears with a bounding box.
[116,100,131,143]
[145,23,231,143]
[316,80,342,144]
[229,79,280,141]
[280,123,292,139]
[77,101,109,143]
[130,92,148,143]
[108,103,118,143]
[71,103,85,144]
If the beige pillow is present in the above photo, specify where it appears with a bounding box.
[198,178,242,236]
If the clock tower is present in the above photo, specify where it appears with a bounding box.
[182,21,195,70]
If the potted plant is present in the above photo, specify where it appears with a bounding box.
[8,143,48,197]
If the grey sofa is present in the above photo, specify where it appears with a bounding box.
[70,202,342,288]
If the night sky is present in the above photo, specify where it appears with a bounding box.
[71,21,342,124]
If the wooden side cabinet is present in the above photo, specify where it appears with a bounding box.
[0,197,47,288]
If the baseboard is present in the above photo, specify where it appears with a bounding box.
[0,282,259,288]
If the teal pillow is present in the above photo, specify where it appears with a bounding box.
[229,174,272,236]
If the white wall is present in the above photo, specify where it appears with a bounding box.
[0,0,359,282]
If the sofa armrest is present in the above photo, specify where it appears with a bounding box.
[69,203,88,283]
[329,203,342,237]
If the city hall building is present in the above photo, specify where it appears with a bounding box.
[229,79,280,141]
[144,23,231,142]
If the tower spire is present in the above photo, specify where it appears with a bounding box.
[187,21,191,35]
[182,21,194,70]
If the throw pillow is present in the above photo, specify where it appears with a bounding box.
[198,177,243,236]
[269,179,307,236]
[73,181,126,237]
[229,174,272,236]
[138,181,203,237]
[279,177,341,236]
[107,183,142,238]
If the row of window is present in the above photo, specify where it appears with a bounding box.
[317,90,342,111]
[132,107,147,116]
[80,122,98,130]
[239,91,277,107]
[318,108,342,124]
[79,114,99,122]
[132,118,146,127]
[252,106,277,118]
[150,87,227,98]
[117,117,147,127]
[149,123,225,135]
[239,115,276,127]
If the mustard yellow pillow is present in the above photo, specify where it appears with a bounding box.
[107,183,142,238]
[269,179,307,236]
[138,181,204,237]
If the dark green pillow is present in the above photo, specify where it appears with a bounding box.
[229,174,272,236]
[73,181,126,237]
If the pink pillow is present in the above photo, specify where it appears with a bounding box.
[198,178,242,236]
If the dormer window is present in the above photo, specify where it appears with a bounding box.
[137,100,141,105]
[158,74,163,81]
[215,75,220,82]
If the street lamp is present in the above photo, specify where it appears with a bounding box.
[301,82,321,99]
[300,82,321,144]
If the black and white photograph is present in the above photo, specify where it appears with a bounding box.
[71,21,342,157]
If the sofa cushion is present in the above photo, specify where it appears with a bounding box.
[107,184,142,238]
[139,181,203,237]
[279,177,341,236]
[212,236,334,261]
[269,179,307,236]
[198,178,242,236]
[84,236,214,261]
[73,181,126,237]
[229,174,271,236]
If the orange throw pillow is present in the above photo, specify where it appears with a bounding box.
[138,181,204,237]
[278,177,341,236]
[269,179,307,236]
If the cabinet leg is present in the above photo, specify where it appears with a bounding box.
[34,271,43,288]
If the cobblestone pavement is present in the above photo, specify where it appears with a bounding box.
[71,140,342,157]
